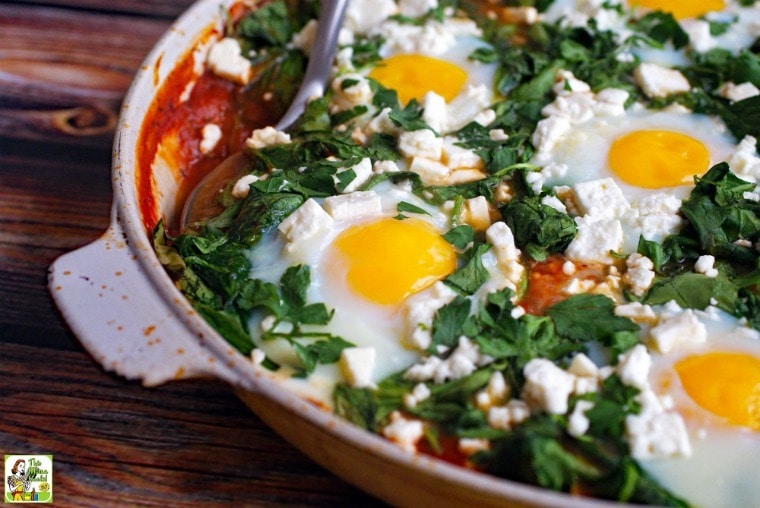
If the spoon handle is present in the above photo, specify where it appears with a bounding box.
[181,0,349,230]
[275,0,349,131]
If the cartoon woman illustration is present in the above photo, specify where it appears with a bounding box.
[7,459,30,501]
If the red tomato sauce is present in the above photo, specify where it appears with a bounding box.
[519,256,608,315]
[135,4,278,234]
[135,42,199,232]
[417,433,473,469]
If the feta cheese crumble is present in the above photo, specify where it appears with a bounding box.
[382,411,425,453]
[340,347,376,388]
[633,63,691,98]
[207,37,252,85]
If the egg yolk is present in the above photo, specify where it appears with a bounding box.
[675,351,760,430]
[608,130,710,188]
[368,54,467,104]
[331,217,457,305]
[628,0,725,20]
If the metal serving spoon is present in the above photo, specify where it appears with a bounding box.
[180,0,348,229]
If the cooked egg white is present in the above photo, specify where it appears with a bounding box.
[538,108,737,202]
[246,181,455,401]
[542,0,760,66]
[644,308,760,508]
[531,100,744,253]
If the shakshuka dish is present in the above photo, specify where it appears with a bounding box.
[146,0,760,505]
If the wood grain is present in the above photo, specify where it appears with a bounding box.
[0,343,380,507]
[4,0,194,18]
[0,4,170,145]
[0,138,111,346]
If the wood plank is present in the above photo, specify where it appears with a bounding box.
[0,342,381,506]
[4,0,195,19]
[0,138,111,346]
[0,4,172,145]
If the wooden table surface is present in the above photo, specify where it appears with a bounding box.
[0,1,382,505]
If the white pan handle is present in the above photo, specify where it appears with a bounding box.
[48,212,252,387]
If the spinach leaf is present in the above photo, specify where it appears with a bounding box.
[180,242,250,301]
[729,50,760,87]
[423,177,500,204]
[228,192,304,245]
[679,163,760,264]
[333,374,411,431]
[735,287,760,330]
[431,296,472,350]
[237,278,282,315]
[239,265,352,375]
[334,168,358,193]
[601,458,689,507]
[475,376,686,505]
[468,288,582,376]
[490,20,638,105]
[443,224,475,249]
[483,313,576,372]
[478,415,600,491]
[234,0,317,48]
[293,336,355,378]
[280,263,310,309]
[254,265,335,333]
[670,52,760,141]
[502,195,577,261]
[584,374,641,439]
[546,294,640,354]
[634,163,760,314]
[153,222,254,353]
[454,118,537,174]
[331,105,370,126]
[643,272,739,312]
[346,35,384,71]
[333,383,382,430]
[726,95,760,141]
[236,0,302,47]
[411,369,494,425]
[687,48,760,91]
[194,302,254,354]
[705,17,735,37]
[396,201,431,216]
[445,243,491,295]
[629,12,689,50]
[369,82,430,131]
[388,98,430,132]
[637,236,669,273]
